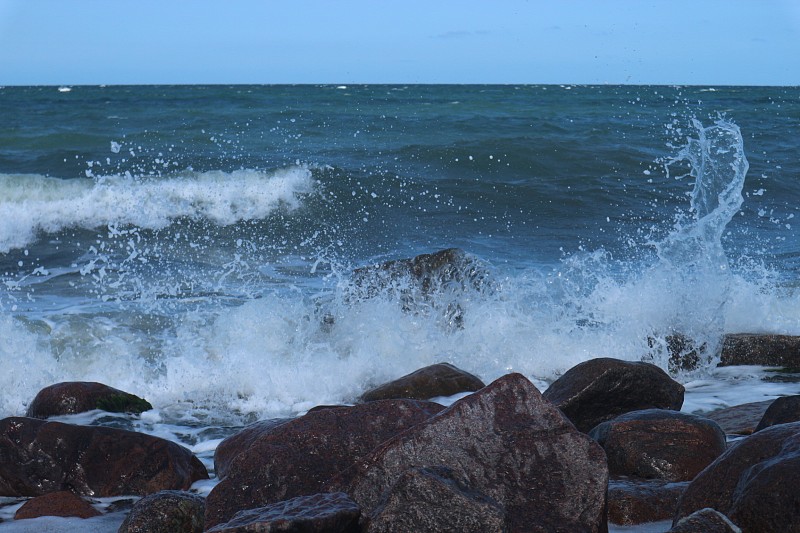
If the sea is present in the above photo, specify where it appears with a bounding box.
[0,84,798,531]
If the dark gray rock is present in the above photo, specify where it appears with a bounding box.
[365,466,506,533]
[26,382,152,418]
[702,400,773,436]
[755,395,800,432]
[360,363,485,402]
[590,409,726,481]
[719,333,800,367]
[669,508,741,532]
[675,421,800,532]
[328,373,609,533]
[0,417,208,497]
[118,490,205,533]
[543,357,685,433]
[206,492,360,533]
[204,400,444,529]
[607,478,689,526]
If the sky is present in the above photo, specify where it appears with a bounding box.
[0,0,798,86]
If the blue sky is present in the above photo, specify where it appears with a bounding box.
[1,0,798,85]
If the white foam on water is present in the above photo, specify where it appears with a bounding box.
[0,166,316,253]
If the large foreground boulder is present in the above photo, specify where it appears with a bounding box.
[205,400,444,528]
[213,418,291,479]
[675,421,800,532]
[719,333,800,367]
[328,373,609,533]
[589,409,726,481]
[360,363,485,402]
[669,508,741,533]
[543,358,685,433]
[26,382,152,418]
[0,417,207,497]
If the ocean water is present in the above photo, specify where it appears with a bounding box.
[1,84,799,528]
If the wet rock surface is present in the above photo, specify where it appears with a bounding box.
[675,421,800,532]
[668,508,741,533]
[26,381,152,418]
[702,400,773,436]
[0,417,208,497]
[328,373,609,533]
[117,490,205,533]
[213,418,292,479]
[589,409,726,481]
[754,394,800,431]
[206,492,360,533]
[13,490,100,520]
[205,399,444,529]
[719,333,800,367]
[359,362,485,402]
[607,478,689,526]
[543,357,685,432]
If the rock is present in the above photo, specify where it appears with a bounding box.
[674,421,800,532]
[648,333,709,373]
[755,395,800,432]
[206,492,360,533]
[0,417,208,497]
[607,478,689,526]
[214,418,292,479]
[668,508,741,533]
[719,333,800,367]
[702,400,773,436]
[117,490,205,533]
[360,363,485,402]
[26,382,152,418]
[328,373,609,533]
[204,399,444,529]
[543,357,685,433]
[365,466,505,533]
[589,409,726,481]
[13,491,100,520]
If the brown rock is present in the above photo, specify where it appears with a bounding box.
[0,417,208,497]
[543,357,685,432]
[702,400,773,436]
[675,421,800,532]
[26,382,152,418]
[13,490,100,520]
[204,399,444,529]
[365,466,505,533]
[118,490,205,533]
[328,373,609,533]
[608,478,688,526]
[214,418,292,479]
[360,363,485,402]
[206,492,360,533]
[668,508,741,532]
[719,333,800,367]
[755,395,800,432]
[589,409,726,481]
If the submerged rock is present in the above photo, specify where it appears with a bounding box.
[204,399,444,529]
[26,381,152,418]
[675,421,800,532]
[0,417,208,497]
[359,363,485,402]
[206,492,360,533]
[754,395,800,432]
[543,357,685,433]
[13,491,100,520]
[118,490,205,533]
[719,333,800,367]
[590,409,726,481]
[328,373,609,533]
[607,478,689,526]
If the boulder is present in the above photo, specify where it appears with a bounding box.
[543,357,685,433]
[13,491,100,520]
[118,490,205,533]
[214,418,292,479]
[608,478,688,526]
[360,363,485,402]
[365,466,506,533]
[204,399,444,529]
[0,417,208,497]
[589,409,726,481]
[206,492,360,533]
[755,395,800,432]
[702,400,773,436]
[328,373,609,533]
[675,421,800,532]
[719,333,800,367]
[26,382,152,418]
[668,508,741,533]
